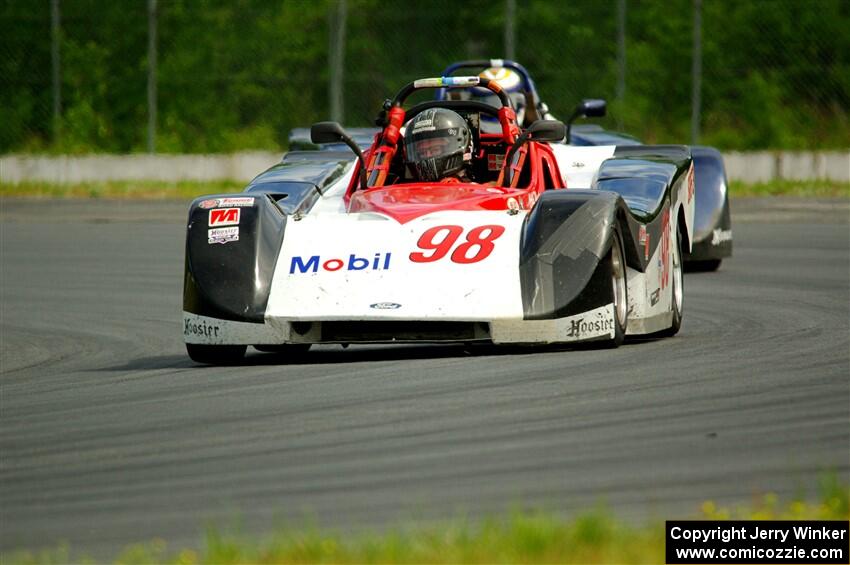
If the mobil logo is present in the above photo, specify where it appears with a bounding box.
[209,208,240,227]
[290,252,392,274]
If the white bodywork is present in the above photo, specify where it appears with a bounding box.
[549,145,616,188]
[266,211,527,321]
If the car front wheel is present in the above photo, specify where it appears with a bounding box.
[605,228,628,347]
[660,226,684,336]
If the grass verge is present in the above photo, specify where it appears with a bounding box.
[0,180,244,200]
[728,179,849,198]
[1,179,848,200]
[5,477,848,565]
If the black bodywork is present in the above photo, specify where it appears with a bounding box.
[519,145,692,320]
[570,126,731,267]
[183,151,351,324]
[687,146,732,265]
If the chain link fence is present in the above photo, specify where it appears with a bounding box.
[1,0,847,154]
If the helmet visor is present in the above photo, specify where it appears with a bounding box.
[405,130,459,162]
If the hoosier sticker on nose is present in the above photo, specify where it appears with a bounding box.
[208,227,239,244]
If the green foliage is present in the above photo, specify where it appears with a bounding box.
[728,179,850,198]
[3,484,848,564]
[0,0,847,153]
[0,180,244,200]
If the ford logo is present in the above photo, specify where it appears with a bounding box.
[370,302,401,310]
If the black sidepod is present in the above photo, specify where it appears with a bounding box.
[183,195,285,323]
[686,146,732,261]
[183,152,353,323]
[520,190,624,320]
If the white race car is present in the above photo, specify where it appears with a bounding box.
[183,75,695,364]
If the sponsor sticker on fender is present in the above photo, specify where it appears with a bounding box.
[209,208,240,227]
[659,209,671,290]
[565,310,615,338]
[183,311,280,344]
[688,164,695,203]
[199,197,254,209]
[638,225,650,261]
[184,317,221,338]
[650,288,661,306]
[220,197,254,207]
[712,228,733,245]
[489,304,616,344]
[208,226,239,244]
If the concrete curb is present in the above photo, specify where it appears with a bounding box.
[0,151,282,184]
[1,150,848,184]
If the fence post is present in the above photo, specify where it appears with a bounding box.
[147,0,157,153]
[616,0,626,130]
[691,0,702,145]
[329,0,347,124]
[505,0,516,59]
[51,0,61,143]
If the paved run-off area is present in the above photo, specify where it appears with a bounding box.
[0,197,847,556]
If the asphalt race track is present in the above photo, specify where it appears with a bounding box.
[1,198,848,556]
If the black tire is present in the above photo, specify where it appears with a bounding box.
[186,343,246,365]
[659,226,684,337]
[604,227,628,348]
[685,258,721,272]
[253,344,311,354]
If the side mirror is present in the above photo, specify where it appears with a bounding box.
[566,99,607,142]
[310,121,368,191]
[526,119,566,143]
[310,121,348,144]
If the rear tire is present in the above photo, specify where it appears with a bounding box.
[186,343,246,365]
[605,228,628,348]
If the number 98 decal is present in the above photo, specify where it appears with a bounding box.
[410,224,506,264]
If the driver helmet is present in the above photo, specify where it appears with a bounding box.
[471,66,527,124]
[404,108,472,182]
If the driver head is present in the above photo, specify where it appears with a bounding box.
[404,108,472,182]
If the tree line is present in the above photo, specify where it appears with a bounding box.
[1,0,847,154]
